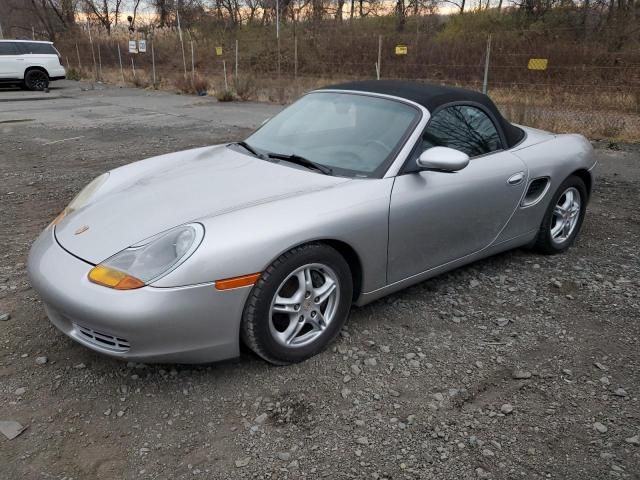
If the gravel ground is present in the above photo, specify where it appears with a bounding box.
[1,81,639,480]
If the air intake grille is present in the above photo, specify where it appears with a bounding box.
[523,177,549,206]
[75,324,130,353]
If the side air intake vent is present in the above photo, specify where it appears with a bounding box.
[522,177,550,207]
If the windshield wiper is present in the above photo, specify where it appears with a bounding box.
[232,141,263,158]
[266,152,333,175]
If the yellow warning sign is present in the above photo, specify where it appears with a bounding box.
[528,58,548,70]
[395,44,408,55]
[215,46,223,56]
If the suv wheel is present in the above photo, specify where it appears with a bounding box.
[24,70,49,91]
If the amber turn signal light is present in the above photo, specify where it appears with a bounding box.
[215,272,261,291]
[88,265,145,290]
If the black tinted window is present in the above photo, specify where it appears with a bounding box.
[419,105,502,157]
[21,42,57,54]
[0,42,19,55]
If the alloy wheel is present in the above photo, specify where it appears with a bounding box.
[269,263,340,348]
[550,186,581,244]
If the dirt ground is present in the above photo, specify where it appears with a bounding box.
[1,81,639,480]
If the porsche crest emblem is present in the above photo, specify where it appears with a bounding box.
[74,225,90,235]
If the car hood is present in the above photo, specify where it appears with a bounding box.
[55,145,349,264]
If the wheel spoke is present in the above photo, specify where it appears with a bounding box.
[296,268,313,294]
[307,311,327,332]
[284,318,306,345]
[554,205,567,217]
[272,295,299,314]
[562,219,572,237]
[551,219,564,238]
[313,277,336,305]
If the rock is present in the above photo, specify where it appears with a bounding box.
[364,358,377,367]
[0,313,10,322]
[624,435,639,445]
[14,387,26,396]
[254,413,268,425]
[0,421,26,440]
[277,452,291,461]
[74,363,86,369]
[380,346,391,353]
[482,448,495,457]
[433,392,444,402]
[35,356,48,365]
[103,408,112,416]
[350,364,362,375]
[613,388,627,397]
[494,317,510,327]
[235,457,251,468]
[405,353,416,360]
[287,460,299,469]
[341,388,351,399]
[356,436,369,445]
[500,404,514,414]
[470,279,480,288]
[593,422,608,434]
[512,369,532,379]
[475,467,490,479]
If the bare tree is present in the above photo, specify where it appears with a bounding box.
[81,0,125,34]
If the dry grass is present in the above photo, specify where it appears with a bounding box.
[74,67,639,142]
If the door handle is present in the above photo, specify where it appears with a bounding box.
[507,172,524,186]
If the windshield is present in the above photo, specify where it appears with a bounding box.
[244,92,420,177]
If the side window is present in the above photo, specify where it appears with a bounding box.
[23,42,57,54]
[0,43,19,56]
[419,105,502,157]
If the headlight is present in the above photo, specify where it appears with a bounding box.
[88,223,205,290]
[51,172,110,226]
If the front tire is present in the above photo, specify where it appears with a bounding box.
[24,69,49,91]
[533,175,587,254]
[241,243,353,365]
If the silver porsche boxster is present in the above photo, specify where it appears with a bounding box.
[27,80,596,365]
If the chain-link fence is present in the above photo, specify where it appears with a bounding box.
[55,26,640,141]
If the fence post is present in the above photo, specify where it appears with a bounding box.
[177,9,187,78]
[235,39,238,81]
[294,36,298,80]
[151,40,156,87]
[97,44,102,81]
[75,42,82,70]
[190,40,195,81]
[117,43,124,82]
[32,26,35,40]
[376,35,382,80]
[88,22,98,81]
[482,34,492,95]
[223,59,228,91]
[0,20,4,39]
[131,57,136,78]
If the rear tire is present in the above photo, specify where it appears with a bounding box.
[533,175,587,254]
[241,243,353,365]
[24,69,49,91]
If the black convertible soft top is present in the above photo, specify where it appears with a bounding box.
[322,80,524,148]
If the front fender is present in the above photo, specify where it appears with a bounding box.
[153,178,394,294]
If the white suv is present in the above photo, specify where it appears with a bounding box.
[0,40,66,91]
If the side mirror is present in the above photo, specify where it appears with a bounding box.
[416,147,470,172]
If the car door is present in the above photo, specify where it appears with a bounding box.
[387,104,527,284]
[0,42,21,78]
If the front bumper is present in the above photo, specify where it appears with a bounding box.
[27,228,250,363]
